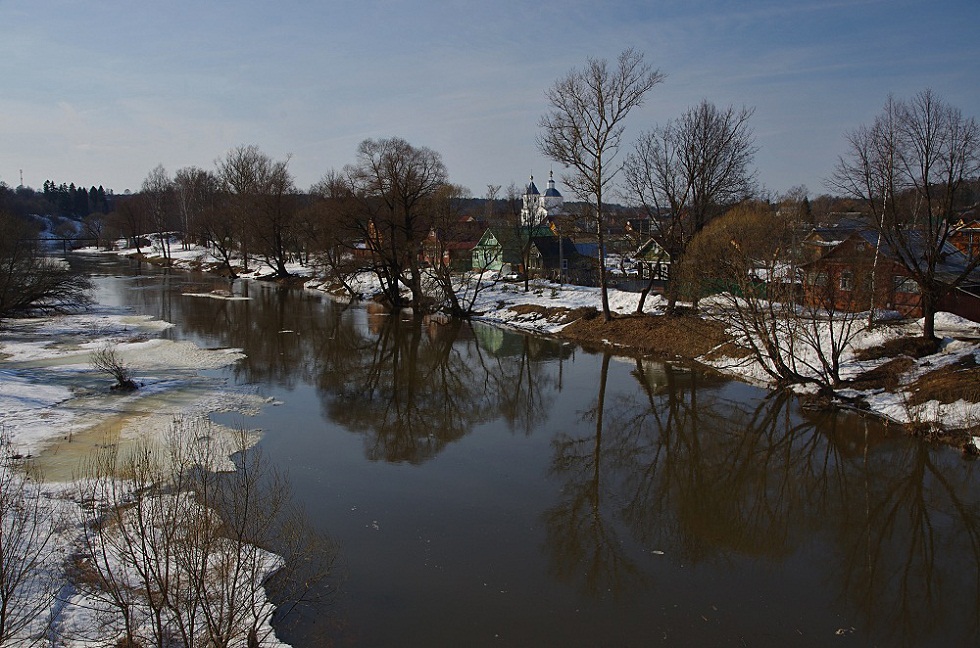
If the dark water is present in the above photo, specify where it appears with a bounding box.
[82,256,980,647]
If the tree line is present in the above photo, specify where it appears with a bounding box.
[0,181,113,219]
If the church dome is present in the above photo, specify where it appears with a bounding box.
[544,170,561,197]
[525,175,540,196]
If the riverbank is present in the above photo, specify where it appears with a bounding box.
[0,269,289,646]
[98,245,980,452]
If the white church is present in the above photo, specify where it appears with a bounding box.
[520,171,564,227]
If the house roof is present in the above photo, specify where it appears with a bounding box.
[634,236,670,260]
[574,242,601,258]
[531,236,577,259]
[808,227,980,287]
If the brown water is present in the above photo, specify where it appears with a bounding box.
[80,256,980,647]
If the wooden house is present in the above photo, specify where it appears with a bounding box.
[471,225,552,275]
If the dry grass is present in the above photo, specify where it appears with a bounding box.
[907,355,980,406]
[846,357,917,391]
[509,304,598,325]
[560,312,734,359]
[854,335,941,361]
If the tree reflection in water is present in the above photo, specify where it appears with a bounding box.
[108,265,980,645]
[315,315,565,463]
[545,352,648,596]
[547,350,980,645]
[838,439,980,645]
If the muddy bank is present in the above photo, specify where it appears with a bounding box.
[558,310,734,360]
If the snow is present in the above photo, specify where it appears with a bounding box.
[0,311,249,458]
[0,286,288,646]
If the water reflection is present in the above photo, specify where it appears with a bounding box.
[546,348,980,645]
[314,314,570,462]
[91,259,980,646]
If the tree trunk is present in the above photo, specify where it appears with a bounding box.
[597,217,611,321]
[635,264,656,314]
[922,292,937,340]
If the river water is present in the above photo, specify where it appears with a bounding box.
[82,256,980,647]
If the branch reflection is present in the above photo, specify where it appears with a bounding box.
[544,350,980,646]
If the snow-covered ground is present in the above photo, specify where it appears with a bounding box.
[0,279,285,645]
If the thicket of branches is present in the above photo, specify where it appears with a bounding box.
[67,420,335,647]
[684,202,866,390]
[0,440,65,647]
[832,90,980,339]
[0,211,91,322]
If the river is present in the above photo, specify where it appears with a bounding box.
[82,255,980,647]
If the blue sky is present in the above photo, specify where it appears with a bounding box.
[2,0,978,201]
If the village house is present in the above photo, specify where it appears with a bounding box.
[801,226,980,322]
[527,235,594,284]
[472,172,592,280]
[950,215,980,261]
[422,215,485,271]
[632,236,671,281]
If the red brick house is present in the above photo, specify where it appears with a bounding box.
[801,227,980,322]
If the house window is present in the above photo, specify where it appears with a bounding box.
[808,272,829,287]
[893,275,919,294]
[840,270,854,291]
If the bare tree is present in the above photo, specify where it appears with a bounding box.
[216,145,298,279]
[345,137,449,310]
[216,145,264,272]
[426,183,497,317]
[109,194,149,255]
[306,170,365,298]
[832,90,980,339]
[90,343,138,391]
[0,442,64,647]
[81,212,107,250]
[72,419,335,647]
[141,165,177,263]
[538,48,665,321]
[684,202,865,389]
[173,167,220,250]
[252,157,298,279]
[624,100,757,313]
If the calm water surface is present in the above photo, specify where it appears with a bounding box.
[83,257,980,647]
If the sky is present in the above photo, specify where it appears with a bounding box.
[2,0,978,201]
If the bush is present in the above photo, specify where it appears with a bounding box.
[91,344,138,391]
